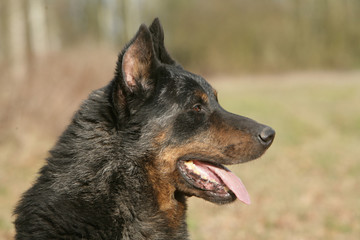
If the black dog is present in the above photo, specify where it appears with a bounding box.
[14,18,275,239]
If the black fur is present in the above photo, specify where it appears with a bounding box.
[14,18,274,239]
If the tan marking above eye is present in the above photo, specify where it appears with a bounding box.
[194,90,208,103]
[213,89,218,101]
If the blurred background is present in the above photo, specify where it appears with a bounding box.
[0,0,360,239]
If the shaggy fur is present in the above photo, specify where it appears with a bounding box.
[14,18,274,240]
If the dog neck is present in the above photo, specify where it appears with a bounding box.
[145,163,187,230]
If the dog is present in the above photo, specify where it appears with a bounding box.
[14,18,275,239]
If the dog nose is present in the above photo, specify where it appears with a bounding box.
[258,127,275,146]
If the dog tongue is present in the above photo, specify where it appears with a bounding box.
[194,161,251,205]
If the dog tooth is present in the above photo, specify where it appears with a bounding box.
[184,161,195,169]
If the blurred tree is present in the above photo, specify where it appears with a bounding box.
[8,0,27,79]
[28,0,48,57]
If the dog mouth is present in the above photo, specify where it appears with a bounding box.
[177,160,251,205]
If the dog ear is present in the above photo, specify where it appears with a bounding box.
[113,24,158,122]
[120,24,158,93]
[149,18,176,65]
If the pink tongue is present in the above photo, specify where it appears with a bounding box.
[195,161,251,205]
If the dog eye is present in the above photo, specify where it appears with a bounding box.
[192,104,202,112]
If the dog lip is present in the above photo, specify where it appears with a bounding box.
[176,159,237,204]
[177,156,251,205]
[176,159,233,199]
[177,155,230,169]
[176,159,230,193]
[178,152,261,166]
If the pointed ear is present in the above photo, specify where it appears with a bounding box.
[149,18,176,65]
[120,24,157,93]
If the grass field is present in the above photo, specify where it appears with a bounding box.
[0,50,359,239]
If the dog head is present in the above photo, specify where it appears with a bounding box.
[112,18,275,208]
